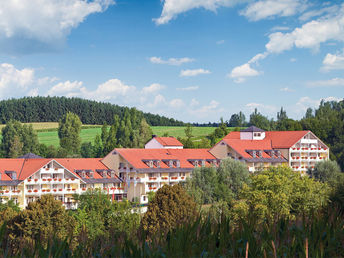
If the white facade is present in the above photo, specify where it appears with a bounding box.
[145,138,183,149]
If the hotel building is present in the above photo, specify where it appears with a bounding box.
[0,131,329,209]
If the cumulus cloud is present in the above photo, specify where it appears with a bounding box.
[299,5,339,21]
[0,0,114,53]
[270,26,290,31]
[216,40,225,45]
[321,49,344,71]
[141,83,165,94]
[307,78,344,87]
[47,81,84,96]
[180,68,211,77]
[176,86,199,91]
[189,100,223,118]
[154,0,240,25]
[265,4,344,53]
[169,98,184,108]
[0,63,35,98]
[149,57,194,66]
[241,0,306,21]
[228,52,267,83]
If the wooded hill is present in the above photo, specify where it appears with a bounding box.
[0,97,185,126]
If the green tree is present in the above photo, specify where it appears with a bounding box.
[249,108,270,130]
[185,166,218,204]
[229,112,246,127]
[73,189,139,240]
[80,142,94,158]
[308,160,342,186]
[216,158,250,201]
[138,118,153,147]
[1,120,39,158]
[58,112,82,154]
[141,184,197,236]
[8,195,75,248]
[230,166,330,224]
[183,124,194,148]
[93,134,103,158]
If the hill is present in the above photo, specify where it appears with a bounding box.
[0,96,185,126]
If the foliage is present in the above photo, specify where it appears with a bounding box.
[80,142,94,158]
[186,158,250,205]
[141,184,197,236]
[1,120,39,157]
[228,111,246,127]
[249,108,270,130]
[73,189,139,240]
[230,166,330,224]
[58,112,82,154]
[7,195,75,248]
[308,160,342,186]
[0,96,184,126]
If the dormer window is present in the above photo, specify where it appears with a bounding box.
[201,160,205,167]
[176,160,180,168]
[149,161,154,168]
[194,161,199,167]
[169,160,173,168]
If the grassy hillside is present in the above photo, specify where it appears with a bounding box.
[37,126,217,147]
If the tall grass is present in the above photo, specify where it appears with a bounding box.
[1,206,343,257]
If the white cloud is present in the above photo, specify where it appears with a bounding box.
[47,80,84,96]
[241,0,306,21]
[0,63,35,98]
[0,0,113,52]
[189,100,223,118]
[290,58,297,62]
[154,0,240,25]
[141,83,165,94]
[228,63,260,83]
[177,86,199,91]
[270,26,290,31]
[228,52,267,83]
[216,40,225,44]
[180,68,211,77]
[299,5,338,21]
[169,98,184,108]
[266,4,344,53]
[307,78,344,87]
[280,87,294,92]
[149,56,194,66]
[322,49,344,71]
[28,88,39,97]
[190,98,199,107]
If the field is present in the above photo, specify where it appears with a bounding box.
[0,123,217,147]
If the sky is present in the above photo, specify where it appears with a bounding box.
[0,0,343,123]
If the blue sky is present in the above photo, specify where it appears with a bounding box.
[0,0,343,123]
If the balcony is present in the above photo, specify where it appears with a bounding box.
[170,176,180,182]
[0,190,20,196]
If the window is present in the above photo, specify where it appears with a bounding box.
[27,185,33,190]
[143,196,146,202]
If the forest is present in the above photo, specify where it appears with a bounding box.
[0,96,184,126]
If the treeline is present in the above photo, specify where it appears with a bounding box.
[0,96,185,126]
[0,110,153,158]
[206,100,344,170]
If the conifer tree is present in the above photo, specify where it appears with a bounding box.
[58,112,82,154]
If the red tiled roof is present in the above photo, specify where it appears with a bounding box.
[0,158,111,181]
[115,148,216,169]
[154,137,183,146]
[222,139,274,159]
[223,130,310,148]
[56,158,109,179]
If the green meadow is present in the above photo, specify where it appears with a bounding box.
[37,126,217,147]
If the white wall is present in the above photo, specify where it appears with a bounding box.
[240,132,253,140]
[145,138,163,149]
